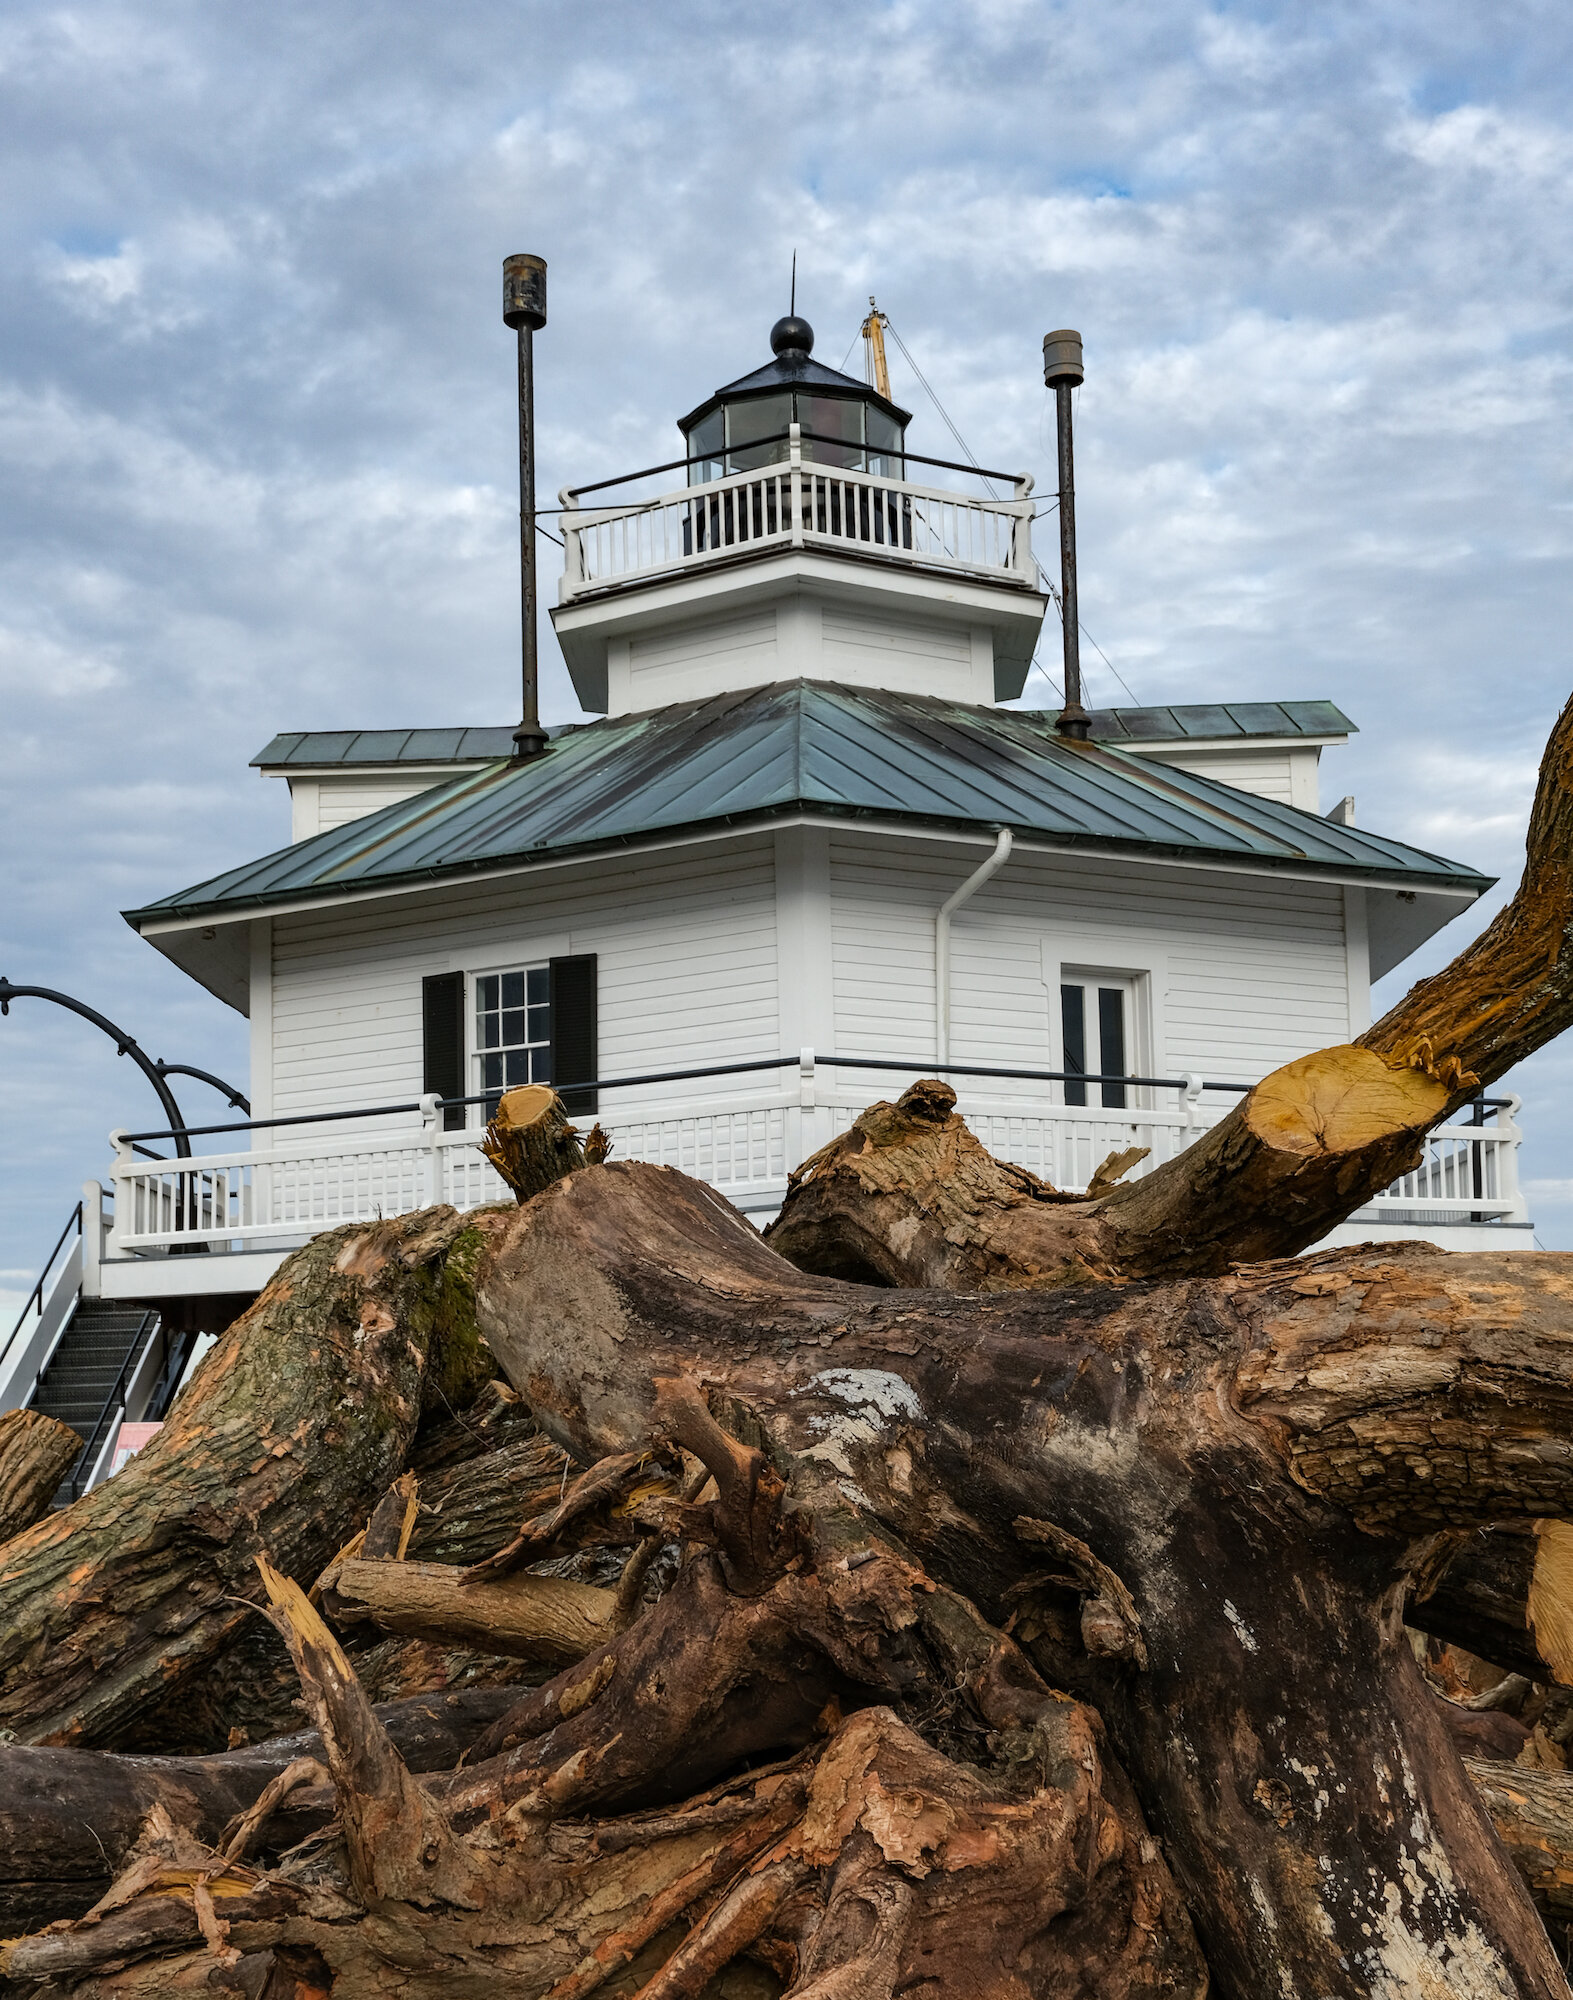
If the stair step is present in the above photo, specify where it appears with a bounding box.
[22,1299,163,1499]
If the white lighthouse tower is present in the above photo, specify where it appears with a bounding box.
[553,312,1047,718]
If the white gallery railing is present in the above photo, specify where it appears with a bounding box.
[559,426,1037,603]
[95,1065,1527,1263]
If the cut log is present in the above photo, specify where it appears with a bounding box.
[10,1408,1204,1997]
[1411,1527,1543,1680]
[471,1157,1573,1999]
[329,1556,617,1663]
[405,1430,574,1568]
[0,1684,527,1931]
[0,1205,484,1747]
[406,1376,548,1474]
[767,690,1573,1289]
[1466,1758,1573,1923]
[480,1082,587,1203]
[0,1406,81,1544]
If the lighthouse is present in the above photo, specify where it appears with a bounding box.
[95,296,1511,1307]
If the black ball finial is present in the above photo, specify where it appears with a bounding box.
[770,315,814,357]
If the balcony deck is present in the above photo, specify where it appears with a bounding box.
[80,1058,1530,1297]
[558,427,1039,607]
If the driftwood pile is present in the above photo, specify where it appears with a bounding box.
[4,698,1573,1996]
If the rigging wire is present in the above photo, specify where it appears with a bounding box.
[1040,573,1141,708]
[881,318,1001,501]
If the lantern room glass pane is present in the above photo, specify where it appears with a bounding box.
[686,410,724,485]
[725,395,792,472]
[866,407,904,477]
[795,395,863,469]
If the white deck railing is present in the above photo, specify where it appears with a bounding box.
[95,1067,1527,1263]
[559,426,1037,604]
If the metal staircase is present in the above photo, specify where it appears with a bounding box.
[28,1301,163,1500]
[2,1202,204,1501]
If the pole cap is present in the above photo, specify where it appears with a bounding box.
[503,253,547,331]
[1043,328,1084,386]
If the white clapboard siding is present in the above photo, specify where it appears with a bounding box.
[269,839,779,1122]
[625,610,779,705]
[288,774,456,843]
[819,604,987,701]
[316,778,447,829]
[829,835,1350,1085]
[1131,745,1322,811]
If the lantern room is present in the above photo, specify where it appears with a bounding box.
[678,315,911,479]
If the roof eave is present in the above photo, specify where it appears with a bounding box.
[123,800,1495,935]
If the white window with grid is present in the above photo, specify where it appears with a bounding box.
[474,966,551,1112]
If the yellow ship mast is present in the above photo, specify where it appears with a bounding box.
[860,297,891,399]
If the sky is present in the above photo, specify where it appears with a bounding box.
[2,0,1572,1315]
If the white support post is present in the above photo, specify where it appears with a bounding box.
[1182,1073,1203,1136]
[1013,471,1035,580]
[789,423,804,549]
[420,1093,442,1207]
[82,1180,105,1297]
[1497,1092,1526,1221]
[558,484,586,600]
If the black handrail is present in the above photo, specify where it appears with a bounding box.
[123,1055,1275,1147]
[0,1200,82,1378]
[116,1056,1512,1152]
[566,431,1024,503]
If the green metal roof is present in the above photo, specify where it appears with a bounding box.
[1082,699,1355,742]
[252,726,521,767]
[252,700,1355,773]
[128,681,1488,930]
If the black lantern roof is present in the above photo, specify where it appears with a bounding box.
[679,317,911,435]
[677,319,912,480]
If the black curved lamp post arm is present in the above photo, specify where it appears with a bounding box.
[0,980,193,1159]
[155,1062,250,1115]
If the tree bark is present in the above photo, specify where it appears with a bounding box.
[0,1407,81,1544]
[766,691,1573,1291]
[329,1556,617,1661]
[1412,1529,1545,1681]
[1466,1759,1573,1928]
[0,1206,481,1747]
[472,1160,1573,1999]
[405,1429,572,1568]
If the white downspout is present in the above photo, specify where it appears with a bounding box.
[936,828,1013,1065]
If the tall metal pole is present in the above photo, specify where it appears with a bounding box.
[1042,329,1089,740]
[504,254,550,760]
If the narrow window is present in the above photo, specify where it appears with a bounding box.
[1060,984,1087,1107]
[1060,979,1132,1110]
[474,966,552,1118]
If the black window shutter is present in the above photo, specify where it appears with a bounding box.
[550,955,598,1115]
[422,972,467,1130]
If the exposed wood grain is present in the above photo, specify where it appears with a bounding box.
[0,1407,81,1545]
